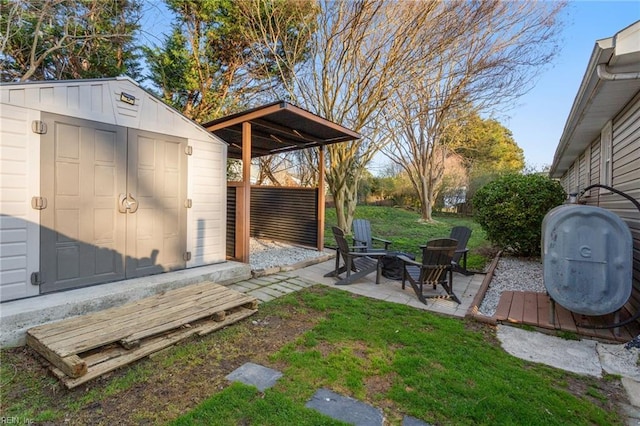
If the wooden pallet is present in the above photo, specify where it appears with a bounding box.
[27,282,258,388]
[494,291,640,343]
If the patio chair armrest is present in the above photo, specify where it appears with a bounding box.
[397,255,421,267]
[372,236,392,244]
[455,248,469,254]
[347,250,385,258]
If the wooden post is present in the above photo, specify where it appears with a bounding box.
[317,146,325,252]
[238,121,252,263]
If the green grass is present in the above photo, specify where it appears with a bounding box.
[173,288,621,425]
[324,206,490,270]
[1,287,622,425]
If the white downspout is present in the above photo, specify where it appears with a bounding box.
[597,64,640,80]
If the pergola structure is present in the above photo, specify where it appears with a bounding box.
[203,101,360,264]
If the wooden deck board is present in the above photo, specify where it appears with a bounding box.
[493,291,639,343]
[522,292,538,324]
[32,285,254,357]
[52,307,256,389]
[53,291,252,356]
[27,282,258,387]
[30,283,238,343]
[494,291,513,321]
[508,292,525,324]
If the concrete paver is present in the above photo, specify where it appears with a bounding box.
[306,388,384,426]
[225,362,283,392]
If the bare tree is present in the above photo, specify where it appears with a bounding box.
[284,0,445,232]
[382,1,565,221]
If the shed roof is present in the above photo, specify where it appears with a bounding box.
[0,76,222,144]
[550,20,640,178]
[203,101,360,159]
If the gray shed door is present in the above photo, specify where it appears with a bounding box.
[124,129,187,278]
[40,114,187,293]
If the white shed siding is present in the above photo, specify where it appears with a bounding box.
[1,78,228,302]
[0,104,40,300]
[0,78,220,144]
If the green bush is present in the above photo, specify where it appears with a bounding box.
[473,174,566,256]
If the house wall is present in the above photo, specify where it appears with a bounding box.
[559,93,640,319]
[0,78,227,301]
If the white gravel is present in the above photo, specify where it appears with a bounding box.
[249,238,330,270]
[478,257,546,317]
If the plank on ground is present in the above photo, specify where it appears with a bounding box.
[52,307,257,389]
[50,290,253,356]
[27,282,222,339]
[119,298,257,348]
[536,293,554,328]
[35,287,254,358]
[507,292,525,324]
[522,292,539,324]
[31,283,235,343]
[555,304,578,333]
[494,291,514,321]
[25,333,87,378]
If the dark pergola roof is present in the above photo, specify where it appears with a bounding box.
[203,101,360,159]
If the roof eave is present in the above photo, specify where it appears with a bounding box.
[550,20,640,178]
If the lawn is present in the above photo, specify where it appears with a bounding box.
[0,207,626,424]
[0,287,624,425]
[325,206,490,270]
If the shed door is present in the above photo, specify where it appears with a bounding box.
[40,115,127,292]
[125,130,187,278]
[40,115,187,293]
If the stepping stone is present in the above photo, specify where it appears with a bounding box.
[305,388,384,426]
[403,415,432,426]
[225,362,282,391]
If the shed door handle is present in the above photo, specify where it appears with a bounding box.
[118,193,139,213]
[127,193,138,213]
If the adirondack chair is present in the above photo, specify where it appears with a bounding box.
[324,226,383,285]
[449,226,473,275]
[352,219,392,253]
[398,238,460,304]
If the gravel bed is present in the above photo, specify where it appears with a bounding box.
[249,238,330,270]
[478,257,546,317]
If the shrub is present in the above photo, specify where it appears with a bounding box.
[473,173,566,256]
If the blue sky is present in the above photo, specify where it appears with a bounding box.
[139,1,640,172]
[506,1,640,170]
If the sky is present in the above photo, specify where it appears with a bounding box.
[502,1,640,171]
[138,1,640,172]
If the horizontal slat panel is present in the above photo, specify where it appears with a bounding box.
[250,186,318,248]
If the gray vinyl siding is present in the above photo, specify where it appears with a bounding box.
[607,96,640,316]
[578,153,588,191]
[560,96,640,319]
[563,163,576,194]
[588,139,600,198]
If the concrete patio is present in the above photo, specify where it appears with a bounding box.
[231,258,484,318]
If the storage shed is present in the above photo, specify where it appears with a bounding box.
[1,77,228,302]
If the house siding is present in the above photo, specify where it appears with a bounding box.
[558,94,640,319]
